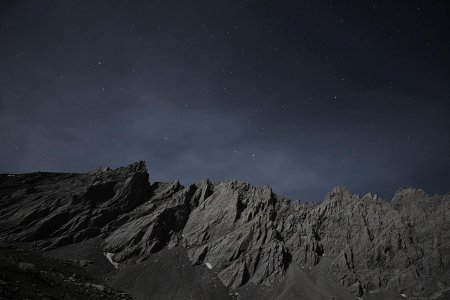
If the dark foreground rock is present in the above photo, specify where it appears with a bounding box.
[0,245,132,299]
[0,162,449,299]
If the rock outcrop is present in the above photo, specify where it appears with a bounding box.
[0,161,150,248]
[0,162,449,299]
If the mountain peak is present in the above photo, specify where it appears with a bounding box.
[121,160,147,173]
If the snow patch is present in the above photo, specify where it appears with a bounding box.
[205,262,213,269]
[7,174,14,177]
[104,252,119,269]
[400,294,407,298]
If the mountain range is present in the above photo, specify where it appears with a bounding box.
[0,161,448,300]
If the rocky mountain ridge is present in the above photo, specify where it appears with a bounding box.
[0,161,449,299]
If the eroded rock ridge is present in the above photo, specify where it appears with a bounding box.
[0,162,448,298]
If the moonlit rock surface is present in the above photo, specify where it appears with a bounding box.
[205,262,213,269]
[104,252,119,269]
[0,162,449,299]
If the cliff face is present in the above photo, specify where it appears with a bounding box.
[0,162,449,299]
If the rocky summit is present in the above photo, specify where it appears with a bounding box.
[0,162,449,300]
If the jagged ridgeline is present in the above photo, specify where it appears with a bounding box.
[0,162,449,299]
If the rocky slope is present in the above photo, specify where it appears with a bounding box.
[0,162,449,299]
[0,245,132,300]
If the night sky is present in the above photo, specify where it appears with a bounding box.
[1,1,449,201]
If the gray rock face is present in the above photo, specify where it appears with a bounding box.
[0,162,449,298]
[0,161,150,248]
[183,181,289,289]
